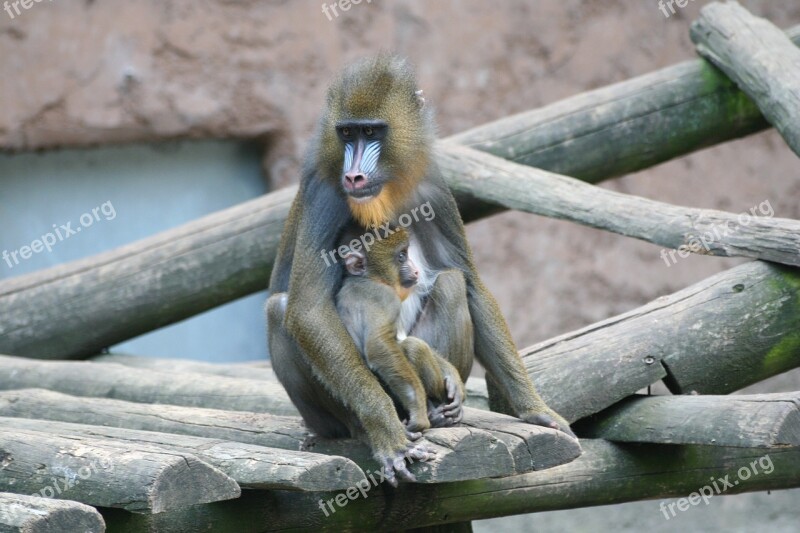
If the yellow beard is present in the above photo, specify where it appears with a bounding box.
[347,180,413,228]
[346,165,424,228]
[347,192,394,229]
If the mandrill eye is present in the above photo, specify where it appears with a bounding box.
[364,126,374,137]
[341,127,350,137]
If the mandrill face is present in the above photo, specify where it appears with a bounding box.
[336,119,389,202]
[317,55,434,228]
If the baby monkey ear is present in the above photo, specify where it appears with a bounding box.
[343,249,367,276]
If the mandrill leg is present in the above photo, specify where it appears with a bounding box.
[409,269,473,426]
[266,292,353,438]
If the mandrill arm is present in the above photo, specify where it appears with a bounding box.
[422,177,576,437]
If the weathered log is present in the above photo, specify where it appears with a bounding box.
[92,354,278,381]
[98,439,800,532]
[440,144,800,266]
[91,354,493,411]
[691,2,800,157]
[520,260,800,422]
[0,493,105,533]
[450,25,800,190]
[0,355,297,416]
[577,392,800,448]
[5,27,800,360]
[0,417,365,492]
[0,428,240,513]
[82,267,800,422]
[0,390,580,483]
[0,187,295,359]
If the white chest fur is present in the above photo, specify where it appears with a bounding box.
[396,234,436,340]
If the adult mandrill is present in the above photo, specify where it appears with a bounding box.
[267,54,574,486]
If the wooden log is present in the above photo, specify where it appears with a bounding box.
[0,390,579,482]
[91,354,493,411]
[92,354,278,381]
[520,260,800,422]
[5,28,800,360]
[0,417,366,492]
[449,26,800,191]
[691,2,800,158]
[24,266,800,425]
[0,187,295,359]
[440,144,800,266]
[0,493,105,533]
[458,408,579,471]
[577,392,800,448]
[98,439,800,532]
[0,428,240,513]
[0,355,298,416]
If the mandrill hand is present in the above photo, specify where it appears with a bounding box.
[522,409,577,439]
[428,375,464,427]
[375,439,437,488]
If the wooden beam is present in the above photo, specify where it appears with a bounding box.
[0,187,295,359]
[84,265,800,422]
[577,392,800,448]
[0,493,105,533]
[0,355,298,416]
[691,2,800,158]
[92,354,278,381]
[0,428,240,513]
[0,389,580,483]
[90,354,493,411]
[99,439,800,532]
[519,260,800,421]
[4,27,800,360]
[440,144,800,266]
[0,417,366,492]
[449,25,800,191]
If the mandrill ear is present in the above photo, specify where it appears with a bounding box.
[415,89,426,109]
[343,249,367,276]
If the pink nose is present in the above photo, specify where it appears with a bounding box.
[344,171,367,190]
